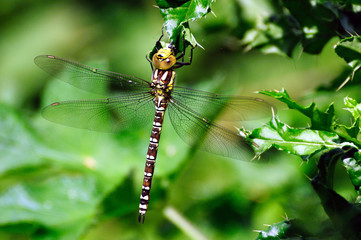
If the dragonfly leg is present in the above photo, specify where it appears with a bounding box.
[174,46,195,68]
[176,51,185,61]
[158,27,165,42]
[146,54,154,71]
[176,33,188,62]
[155,26,165,51]
[138,213,145,224]
[147,26,166,71]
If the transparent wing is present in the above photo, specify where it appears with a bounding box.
[35,55,151,94]
[172,86,274,122]
[42,93,154,132]
[168,98,255,160]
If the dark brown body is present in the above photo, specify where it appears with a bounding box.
[138,69,175,222]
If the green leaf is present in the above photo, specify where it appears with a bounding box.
[242,14,303,57]
[0,104,49,175]
[344,96,361,120]
[317,0,361,5]
[333,120,361,146]
[243,0,338,57]
[99,173,137,217]
[312,148,361,240]
[0,104,109,239]
[259,89,335,131]
[344,151,361,188]
[334,36,361,89]
[248,116,341,160]
[0,174,103,239]
[332,97,361,146]
[0,103,86,177]
[317,148,345,189]
[155,0,214,49]
[335,37,361,67]
[281,0,338,53]
[256,219,296,240]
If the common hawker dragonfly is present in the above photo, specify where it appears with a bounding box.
[35,34,273,223]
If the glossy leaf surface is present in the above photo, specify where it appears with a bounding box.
[333,97,361,146]
[312,149,361,240]
[259,89,335,131]
[154,0,214,50]
[334,37,361,89]
[248,116,341,160]
[0,104,104,239]
[256,220,295,240]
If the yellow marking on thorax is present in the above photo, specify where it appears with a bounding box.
[156,88,163,95]
[165,71,175,92]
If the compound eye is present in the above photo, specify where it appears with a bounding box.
[152,48,176,70]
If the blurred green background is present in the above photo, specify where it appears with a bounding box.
[0,0,358,239]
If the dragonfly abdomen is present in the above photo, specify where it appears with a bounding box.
[139,97,169,223]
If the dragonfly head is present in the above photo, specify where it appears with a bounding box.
[152,47,176,70]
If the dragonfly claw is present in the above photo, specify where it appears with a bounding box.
[138,214,145,224]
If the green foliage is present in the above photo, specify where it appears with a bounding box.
[312,148,361,240]
[0,104,46,174]
[256,219,297,240]
[344,97,361,120]
[239,1,361,90]
[241,0,361,57]
[344,152,361,188]
[333,97,361,145]
[334,36,361,90]
[259,89,335,131]
[0,104,105,239]
[247,90,361,239]
[1,0,361,240]
[335,37,361,69]
[249,116,340,161]
[154,0,214,52]
[255,89,361,149]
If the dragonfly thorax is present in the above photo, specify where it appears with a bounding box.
[152,47,176,70]
[151,69,175,94]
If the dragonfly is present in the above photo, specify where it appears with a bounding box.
[34,33,273,223]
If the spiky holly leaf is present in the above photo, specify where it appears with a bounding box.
[333,97,361,146]
[154,0,214,51]
[312,148,361,239]
[344,96,361,120]
[335,36,361,69]
[248,116,341,161]
[259,89,335,131]
[243,0,338,57]
[334,36,361,90]
[333,120,361,146]
[344,151,361,188]
[256,219,296,240]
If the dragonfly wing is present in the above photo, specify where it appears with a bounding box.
[35,55,151,95]
[172,86,274,122]
[168,98,254,160]
[42,93,154,132]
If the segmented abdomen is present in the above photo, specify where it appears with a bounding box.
[138,98,168,223]
[138,68,174,223]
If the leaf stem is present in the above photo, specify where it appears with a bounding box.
[163,206,209,240]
